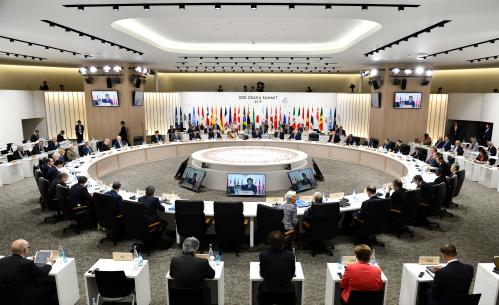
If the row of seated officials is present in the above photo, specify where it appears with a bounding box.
[0,236,474,305]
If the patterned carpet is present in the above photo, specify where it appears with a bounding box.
[0,156,498,305]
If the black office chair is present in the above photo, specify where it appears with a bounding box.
[451,169,466,208]
[371,138,379,148]
[354,199,391,247]
[34,168,43,207]
[303,203,340,256]
[133,136,144,146]
[348,290,384,305]
[390,189,420,238]
[400,144,411,155]
[441,175,457,217]
[419,182,445,230]
[214,201,246,256]
[418,148,428,162]
[0,284,16,305]
[7,154,15,162]
[122,200,165,253]
[94,270,135,305]
[57,184,91,234]
[441,293,481,305]
[256,204,284,245]
[169,287,208,305]
[95,140,103,151]
[175,200,209,247]
[93,192,125,245]
[39,177,62,223]
[258,286,296,305]
[308,133,320,141]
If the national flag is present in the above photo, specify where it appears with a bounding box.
[197,105,200,118]
[242,107,247,129]
[301,106,305,120]
[333,108,337,127]
[192,106,196,125]
[174,107,178,128]
[229,106,232,125]
[273,107,278,130]
[205,106,209,126]
[210,106,215,125]
[252,107,255,126]
[328,108,333,130]
[283,113,287,124]
[310,107,315,129]
[319,107,324,130]
[306,107,310,128]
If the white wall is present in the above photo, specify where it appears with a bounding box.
[0,90,46,145]
[447,93,499,144]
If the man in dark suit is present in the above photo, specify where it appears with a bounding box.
[289,129,302,140]
[442,136,452,151]
[385,179,406,210]
[327,130,341,143]
[47,137,59,151]
[274,128,285,140]
[258,231,295,304]
[434,156,451,177]
[364,137,377,148]
[170,237,215,304]
[138,186,166,224]
[449,122,461,142]
[452,140,464,156]
[29,130,40,143]
[40,158,53,179]
[49,172,68,199]
[253,128,263,139]
[481,123,492,145]
[487,141,497,157]
[81,141,93,156]
[435,137,445,149]
[99,139,111,152]
[56,130,65,143]
[382,138,395,151]
[170,130,183,142]
[114,136,125,149]
[355,185,379,221]
[241,178,258,194]
[427,244,474,305]
[413,175,433,203]
[46,159,63,183]
[69,176,94,209]
[75,120,84,143]
[12,146,28,160]
[31,141,47,155]
[151,130,163,143]
[0,239,56,305]
[104,181,124,214]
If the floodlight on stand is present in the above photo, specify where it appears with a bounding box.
[135,66,143,73]
[370,69,378,77]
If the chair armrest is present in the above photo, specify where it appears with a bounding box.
[419,203,429,207]
[284,229,296,236]
[302,221,311,228]
[147,221,161,229]
[390,209,402,214]
[353,217,364,223]
[116,214,124,219]
[244,218,249,225]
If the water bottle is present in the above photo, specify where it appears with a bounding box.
[58,244,67,263]
[138,253,144,267]
[292,248,297,263]
[370,249,378,266]
[133,245,139,269]
[352,188,357,200]
[338,256,344,271]
[215,252,221,266]
[92,297,97,305]
[208,244,214,264]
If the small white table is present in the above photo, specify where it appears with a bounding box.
[463,159,475,181]
[479,166,499,189]
[325,263,388,305]
[84,259,151,305]
[166,261,225,305]
[399,263,436,305]
[0,160,24,185]
[473,263,499,305]
[249,261,304,305]
[51,258,80,305]
[20,154,46,177]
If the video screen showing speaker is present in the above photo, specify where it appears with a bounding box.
[227,173,266,196]
[394,92,422,109]
[179,166,206,192]
[133,91,144,106]
[91,90,119,107]
[288,168,318,192]
[371,92,381,108]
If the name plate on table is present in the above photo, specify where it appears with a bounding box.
[299,195,314,202]
[163,193,180,202]
[136,190,146,197]
[112,252,133,261]
[328,192,345,201]
[265,197,282,204]
[418,256,440,265]
[342,256,358,265]
[195,254,209,260]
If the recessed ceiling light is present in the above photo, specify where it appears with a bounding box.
[179,4,185,10]
[113,5,119,11]
[103,65,111,73]
[325,4,332,10]
[391,67,400,74]
[425,70,433,77]
[398,6,404,11]
[79,67,87,74]
[251,4,257,10]
[289,4,295,9]
[143,5,150,10]
[415,66,425,75]
[361,5,368,10]
[89,66,98,73]
[77,5,84,11]
[113,66,122,72]
[215,4,221,10]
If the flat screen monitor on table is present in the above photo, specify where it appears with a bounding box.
[227,173,266,196]
[288,168,318,192]
[179,166,206,192]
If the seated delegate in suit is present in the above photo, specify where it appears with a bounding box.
[279,191,298,234]
[442,136,452,152]
[46,159,64,183]
[47,137,59,151]
[241,177,258,194]
[64,145,78,161]
[29,130,40,143]
[302,192,323,225]
[138,186,166,224]
[452,140,464,156]
[49,172,68,199]
[487,141,497,156]
[474,147,489,164]
[258,231,296,304]
[382,138,395,151]
[413,175,433,203]
[98,139,111,152]
[354,185,379,221]
[434,136,444,149]
[288,129,301,140]
[433,167,448,187]
[170,237,215,303]
[189,130,201,140]
[274,128,285,140]
[393,140,403,153]
[426,149,439,167]
[114,135,126,149]
[432,155,451,177]
[363,137,377,148]
[0,239,56,305]
[81,141,93,156]
[411,147,423,159]
[340,244,383,304]
[12,146,28,160]
[104,181,124,214]
[253,128,263,139]
[56,130,65,143]
[40,158,53,179]
[468,136,479,151]
[327,130,341,143]
[422,133,433,146]
[345,134,355,146]
[151,130,163,143]
[31,140,47,155]
[427,244,474,305]
[385,179,406,210]
[69,176,94,209]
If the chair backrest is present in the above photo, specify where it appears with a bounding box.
[441,293,481,305]
[419,149,428,162]
[214,201,245,244]
[7,154,15,162]
[169,287,207,305]
[56,185,74,220]
[256,204,284,244]
[348,290,384,305]
[401,144,411,155]
[371,138,379,148]
[96,140,103,151]
[454,170,466,197]
[174,200,206,241]
[308,133,319,141]
[309,203,340,241]
[133,136,144,145]
[401,189,421,225]
[365,199,391,234]
[38,177,50,202]
[122,200,151,241]
[34,169,42,187]
[93,193,119,233]
[430,182,446,215]
[447,175,457,198]
[95,270,135,298]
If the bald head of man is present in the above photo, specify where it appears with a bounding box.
[11,239,29,257]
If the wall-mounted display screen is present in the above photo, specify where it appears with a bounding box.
[394,92,422,109]
[91,90,119,107]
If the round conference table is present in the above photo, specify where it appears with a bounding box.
[64,138,438,247]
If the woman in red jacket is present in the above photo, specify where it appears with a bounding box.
[340,244,383,304]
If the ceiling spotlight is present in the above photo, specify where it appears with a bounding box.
[179,4,185,9]
[474,44,478,47]
[404,69,412,75]
[361,5,368,10]
[142,68,149,74]
[79,67,87,74]
[112,5,119,10]
[289,4,295,9]
[391,67,401,74]
[135,66,143,73]
[144,5,150,10]
[77,5,84,11]
[49,23,55,27]
[398,5,404,11]
[251,4,257,10]
[89,66,98,73]
[425,70,433,77]
[113,66,122,72]
[415,66,425,75]
[103,65,111,73]
[325,4,332,10]
[215,4,221,10]
[370,69,378,77]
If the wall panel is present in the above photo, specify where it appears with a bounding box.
[426,94,449,141]
[336,93,370,137]
[44,92,88,140]
[144,92,181,135]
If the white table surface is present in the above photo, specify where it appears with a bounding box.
[473,263,499,305]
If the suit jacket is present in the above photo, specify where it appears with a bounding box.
[29,134,39,143]
[104,189,124,213]
[75,124,84,137]
[428,261,474,305]
[383,142,395,151]
[443,141,452,152]
[488,145,497,157]
[31,145,47,155]
[81,145,93,156]
[387,188,406,210]
[47,141,59,151]
[12,150,26,160]
[357,195,379,220]
[482,128,492,142]
[49,178,66,199]
[69,183,93,206]
[56,134,65,143]
[151,134,163,143]
[328,134,341,143]
[419,182,433,203]
[455,146,464,156]
[435,141,444,149]
[0,254,52,305]
[113,141,125,149]
[289,132,302,140]
[138,195,165,222]
[340,262,383,303]
[449,127,461,141]
[259,249,295,292]
[169,254,215,289]
[46,166,59,183]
